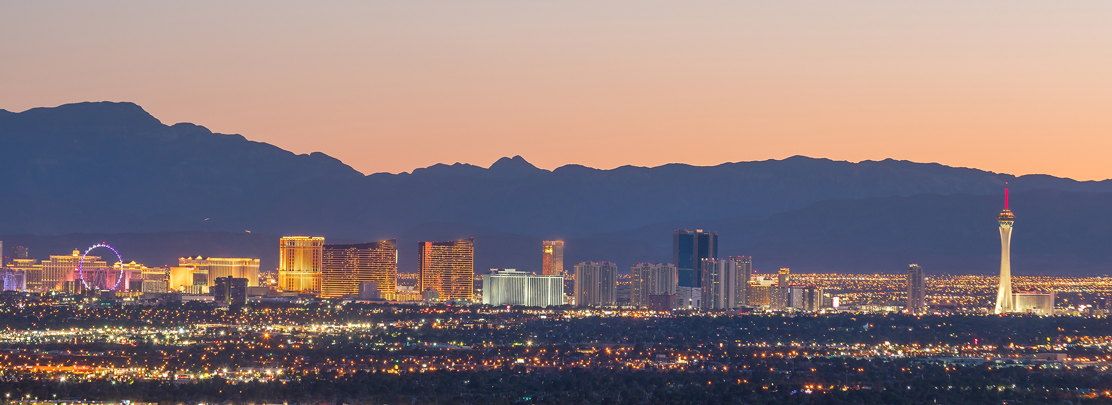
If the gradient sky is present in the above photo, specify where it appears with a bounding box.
[2,1,1111,179]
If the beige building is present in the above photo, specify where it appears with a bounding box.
[179,257,261,286]
[279,236,324,293]
[41,250,106,291]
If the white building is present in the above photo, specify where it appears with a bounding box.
[1013,292,1055,315]
[482,269,564,308]
[630,263,676,307]
[700,258,746,310]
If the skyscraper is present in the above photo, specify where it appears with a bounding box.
[700,258,742,310]
[630,263,677,307]
[731,256,752,308]
[574,261,617,307]
[542,240,565,276]
[321,240,397,299]
[772,268,790,310]
[907,264,926,314]
[482,269,564,307]
[994,189,1015,314]
[418,238,474,301]
[279,236,324,293]
[673,229,717,288]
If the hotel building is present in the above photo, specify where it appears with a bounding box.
[180,257,261,286]
[41,250,106,291]
[673,229,717,288]
[907,264,926,314]
[542,240,565,276]
[279,236,324,293]
[574,261,617,307]
[321,240,397,299]
[417,238,474,301]
[482,268,564,307]
[630,263,677,307]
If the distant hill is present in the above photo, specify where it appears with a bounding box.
[2,102,1110,275]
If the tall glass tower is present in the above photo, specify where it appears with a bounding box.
[994,189,1015,314]
[673,229,717,288]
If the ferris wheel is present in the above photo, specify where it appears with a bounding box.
[78,243,125,291]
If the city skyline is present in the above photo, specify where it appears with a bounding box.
[1,2,1107,402]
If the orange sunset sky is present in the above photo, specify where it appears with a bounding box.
[2,1,1111,180]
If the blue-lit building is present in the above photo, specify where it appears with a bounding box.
[673,229,717,288]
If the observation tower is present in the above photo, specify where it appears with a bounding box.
[994,188,1015,314]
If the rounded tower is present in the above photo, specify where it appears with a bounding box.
[994,188,1015,314]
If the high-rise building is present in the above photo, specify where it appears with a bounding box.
[41,250,106,291]
[180,257,261,287]
[777,267,790,288]
[994,189,1015,314]
[418,238,474,301]
[800,286,824,312]
[907,264,926,314]
[731,256,752,308]
[673,229,717,288]
[630,263,677,307]
[279,236,324,293]
[574,261,617,307]
[700,258,745,310]
[321,240,397,299]
[212,276,249,305]
[770,268,790,310]
[482,269,564,307]
[542,240,565,276]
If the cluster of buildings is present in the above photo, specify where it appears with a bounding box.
[0,190,1059,313]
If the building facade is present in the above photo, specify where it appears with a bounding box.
[673,229,717,288]
[573,261,617,307]
[907,264,926,313]
[700,258,745,310]
[279,236,324,293]
[180,257,261,287]
[42,250,106,291]
[482,269,564,307]
[731,256,752,308]
[418,238,474,301]
[9,259,41,292]
[542,240,565,276]
[212,276,249,305]
[321,240,397,298]
[630,263,677,307]
[1013,291,1055,315]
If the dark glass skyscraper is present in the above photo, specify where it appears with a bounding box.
[673,229,717,288]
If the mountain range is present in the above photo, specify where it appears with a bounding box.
[1,102,1110,275]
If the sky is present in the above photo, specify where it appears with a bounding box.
[2,1,1111,180]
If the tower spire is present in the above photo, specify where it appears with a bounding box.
[1004,187,1009,211]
